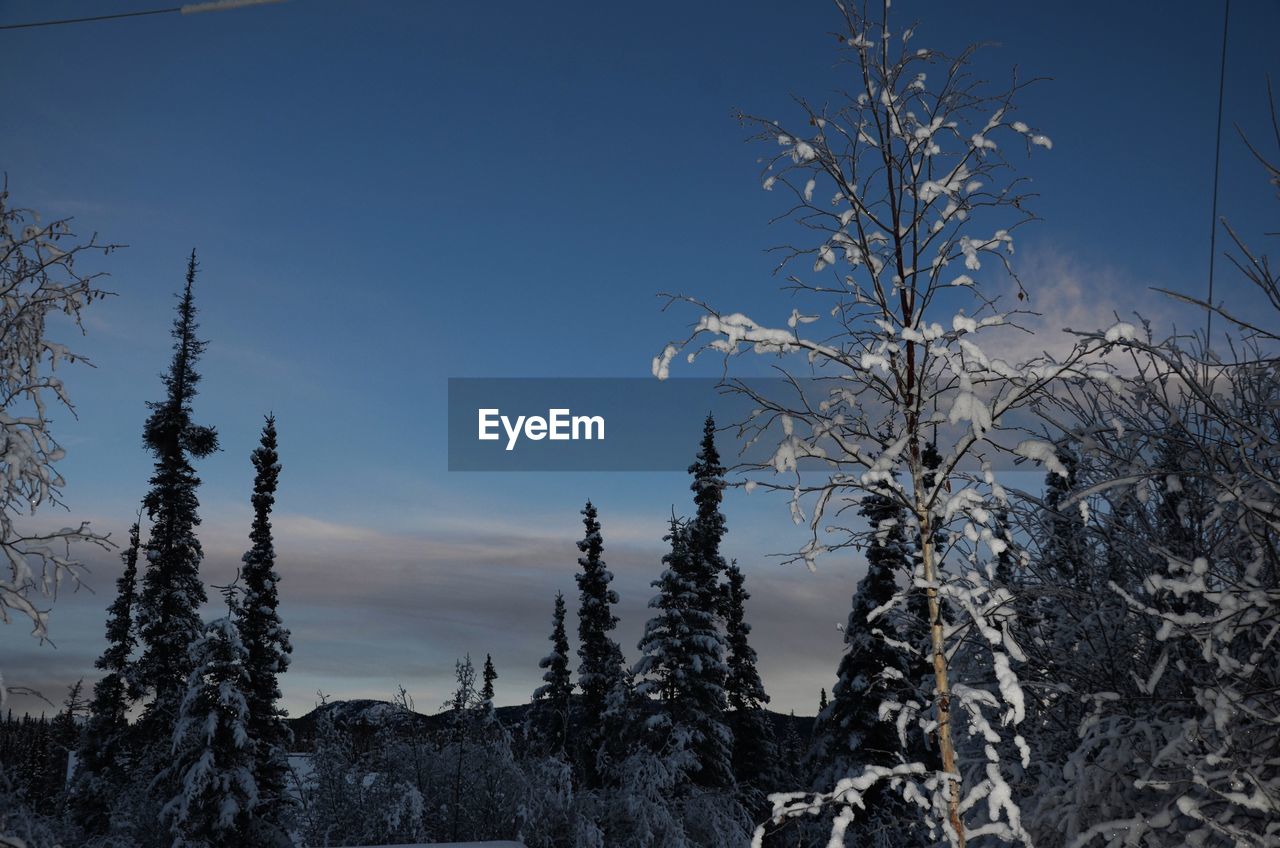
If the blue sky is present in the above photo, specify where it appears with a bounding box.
[4,0,1278,718]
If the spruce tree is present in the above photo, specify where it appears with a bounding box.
[808,481,913,837]
[135,251,219,726]
[162,616,258,848]
[72,521,142,833]
[634,518,689,707]
[531,592,573,754]
[481,654,498,703]
[676,414,734,787]
[688,412,729,588]
[634,516,734,788]
[231,414,292,824]
[721,562,777,799]
[818,688,828,714]
[574,500,625,777]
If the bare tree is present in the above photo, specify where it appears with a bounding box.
[1033,103,1280,847]
[0,180,116,706]
[653,4,1107,845]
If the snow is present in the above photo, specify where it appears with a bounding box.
[970,133,997,151]
[1103,321,1137,342]
[651,344,678,380]
[1013,439,1069,478]
[949,384,993,437]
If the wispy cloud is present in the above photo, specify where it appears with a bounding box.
[981,244,1177,366]
[3,497,857,719]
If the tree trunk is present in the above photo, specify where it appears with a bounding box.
[918,509,965,847]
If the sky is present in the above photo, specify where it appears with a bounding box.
[3,0,1278,719]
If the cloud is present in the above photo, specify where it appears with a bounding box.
[979,244,1177,366]
[7,245,1182,721]
[3,499,859,719]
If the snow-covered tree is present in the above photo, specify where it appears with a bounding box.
[633,516,733,790]
[989,95,1280,848]
[295,696,425,848]
[1023,360,1280,846]
[295,698,358,847]
[161,616,257,848]
[434,655,523,842]
[135,251,219,728]
[0,767,73,848]
[70,521,142,834]
[627,417,735,789]
[518,754,604,848]
[1028,123,1280,846]
[531,591,573,755]
[720,562,776,801]
[0,185,113,705]
[652,4,1104,842]
[681,416,734,789]
[807,481,919,843]
[574,500,626,780]
[231,414,292,832]
[634,518,689,706]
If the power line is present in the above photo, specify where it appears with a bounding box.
[0,8,179,30]
[0,0,284,31]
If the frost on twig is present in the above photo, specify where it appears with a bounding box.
[0,182,116,707]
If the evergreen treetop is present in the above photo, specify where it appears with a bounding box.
[481,654,497,703]
[722,562,769,714]
[687,413,728,605]
[135,251,219,721]
[232,414,292,821]
[531,591,573,754]
[98,521,141,681]
[534,592,572,705]
[574,500,624,713]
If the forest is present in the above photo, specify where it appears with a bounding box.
[2,1,1278,847]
